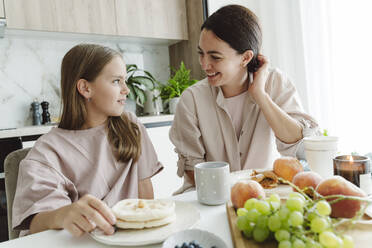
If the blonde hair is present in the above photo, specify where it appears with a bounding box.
[58,44,141,163]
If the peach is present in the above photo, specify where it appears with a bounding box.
[292,171,323,196]
[273,157,303,182]
[316,176,367,218]
[231,180,266,209]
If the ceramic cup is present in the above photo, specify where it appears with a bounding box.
[194,161,230,205]
[303,136,339,178]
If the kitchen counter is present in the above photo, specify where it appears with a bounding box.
[0,114,174,139]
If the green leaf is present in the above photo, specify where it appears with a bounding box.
[127,84,136,100]
[143,70,155,81]
[144,71,161,88]
[323,129,328,136]
[124,63,165,108]
[131,76,154,90]
[132,86,146,106]
[126,64,138,73]
[159,61,197,101]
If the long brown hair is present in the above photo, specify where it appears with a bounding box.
[201,5,262,73]
[58,44,141,163]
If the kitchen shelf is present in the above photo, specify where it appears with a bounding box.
[0,114,174,139]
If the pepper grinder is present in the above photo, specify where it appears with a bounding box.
[31,101,41,125]
[41,101,51,124]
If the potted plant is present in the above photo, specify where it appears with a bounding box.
[160,62,197,114]
[125,64,162,115]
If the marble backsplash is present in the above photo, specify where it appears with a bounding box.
[0,33,170,129]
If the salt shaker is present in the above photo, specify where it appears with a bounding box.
[31,101,41,125]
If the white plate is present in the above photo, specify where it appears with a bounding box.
[162,229,228,248]
[90,201,200,246]
[230,169,293,198]
[363,198,372,219]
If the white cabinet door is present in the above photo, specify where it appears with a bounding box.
[4,0,188,40]
[146,125,183,199]
[4,0,117,35]
[115,0,188,40]
[0,0,4,18]
[22,140,36,148]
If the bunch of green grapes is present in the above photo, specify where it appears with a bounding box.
[236,192,354,248]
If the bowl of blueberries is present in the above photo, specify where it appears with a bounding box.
[162,229,228,248]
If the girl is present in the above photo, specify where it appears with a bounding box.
[170,5,320,193]
[12,44,163,237]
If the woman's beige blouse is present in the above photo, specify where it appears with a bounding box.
[170,68,320,180]
[12,112,163,231]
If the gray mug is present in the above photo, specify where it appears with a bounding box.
[194,161,230,205]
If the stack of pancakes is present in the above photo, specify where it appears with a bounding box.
[112,199,176,229]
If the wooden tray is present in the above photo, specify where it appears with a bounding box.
[226,201,276,248]
[226,201,372,248]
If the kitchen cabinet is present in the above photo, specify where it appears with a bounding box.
[0,0,4,18]
[4,0,117,35]
[0,137,22,242]
[147,125,182,199]
[115,0,188,40]
[4,0,188,41]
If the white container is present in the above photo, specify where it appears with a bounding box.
[169,97,179,114]
[303,136,338,178]
[194,161,230,205]
[162,229,228,248]
[144,89,163,115]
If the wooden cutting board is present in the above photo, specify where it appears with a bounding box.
[226,201,277,248]
[226,201,372,248]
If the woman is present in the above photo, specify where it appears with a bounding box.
[170,5,319,193]
[12,44,163,236]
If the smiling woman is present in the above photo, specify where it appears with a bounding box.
[208,1,372,154]
[11,44,163,238]
[169,5,320,194]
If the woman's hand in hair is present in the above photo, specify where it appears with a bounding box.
[246,54,303,143]
[30,194,116,237]
[248,54,270,103]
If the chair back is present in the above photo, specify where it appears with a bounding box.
[4,148,31,240]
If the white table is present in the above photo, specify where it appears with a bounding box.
[0,191,234,248]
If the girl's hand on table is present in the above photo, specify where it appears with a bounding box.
[56,194,116,237]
